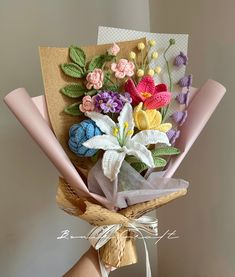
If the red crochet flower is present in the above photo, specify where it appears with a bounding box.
[124,76,171,109]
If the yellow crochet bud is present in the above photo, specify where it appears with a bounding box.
[147,69,155,77]
[155,66,162,74]
[124,121,129,129]
[148,39,156,47]
[129,51,136,60]
[134,102,172,132]
[151,51,158,60]
[137,69,144,77]
[113,127,119,137]
[137,42,145,51]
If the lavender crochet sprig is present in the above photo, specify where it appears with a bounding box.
[167,129,180,144]
[176,91,190,106]
[178,74,193,88]
[171,111,188,126]
[174,52,188,67]
[176,74,192,107]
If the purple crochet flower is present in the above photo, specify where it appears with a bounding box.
[176,91,190,106]
[94,91,131,114]
[178,74,193,88]
[171,111,188,126]
[174,52,188,67]
[167,129,180,144]
[100,98,120,113]
[119,92,132,104]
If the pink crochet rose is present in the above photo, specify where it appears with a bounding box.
[111,59,135,79]
[107,42,120,56]
[86,68,104,90]
[79,95,95,112]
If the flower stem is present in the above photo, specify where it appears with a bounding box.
[86,90,97,96]
[163,43,173,91]
[141,50,144,69]
[133,58,139,71]
[162,40,175,121]
[143,52,149,71]
[105,75,116,85]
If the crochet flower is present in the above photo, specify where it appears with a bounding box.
[111,59,135,79]
[94,91,131,114]
[107,42,120,56]
[178,74,193,88]
[134,102,172,132]
[86,68,104,90]
[124,76,171,109]
[171,111,188,126]
[176,91,190,105]
[174,52,188,67]
[167,129,180,144]
[119,92,132,104]
[83,103,170,181]
[79,95,95,113]
[68,119,102,157]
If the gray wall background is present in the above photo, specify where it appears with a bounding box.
[0,0,234,276]
[150,0,235,276]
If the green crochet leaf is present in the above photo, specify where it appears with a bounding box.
[125,155,139,164]
[131,162,148,173]
[69,46,86,68]
[127,147,179,174]
[105,84,119,91]
[103,72,111,84]
[88,54,115,71]
[85,90,98,96]
[61,84,87,98]
[103,73,119,91]
[151,147,180,157]
[64,102,82,116]
[153,157,167,167]
[61,63,83,78]
[131,157,167,173]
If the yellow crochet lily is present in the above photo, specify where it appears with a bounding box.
[133,102,172,132]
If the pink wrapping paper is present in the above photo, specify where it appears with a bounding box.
[164,79,226,177]
[4,79,226,207]
[4,88,112,208]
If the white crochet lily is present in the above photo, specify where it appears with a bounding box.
[83,103,170,181]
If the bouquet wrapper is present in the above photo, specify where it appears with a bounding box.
[56,177,187,267]
[4,35,226,269]
[4,79,226,268]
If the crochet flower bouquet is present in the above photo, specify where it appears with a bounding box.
[4,28,226,276]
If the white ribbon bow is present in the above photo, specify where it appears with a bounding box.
[87,215,158,277]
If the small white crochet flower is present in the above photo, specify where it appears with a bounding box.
[83,103,170,181]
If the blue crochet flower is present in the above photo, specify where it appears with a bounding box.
[68,119,102,157]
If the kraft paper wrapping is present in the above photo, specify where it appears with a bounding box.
[57,178,186,267]
[39,38,147,179]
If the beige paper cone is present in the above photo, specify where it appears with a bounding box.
[56,178,187,268]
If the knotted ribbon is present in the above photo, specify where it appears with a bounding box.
[87,215,158,277]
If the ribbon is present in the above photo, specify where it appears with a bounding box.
[87,215,158,277]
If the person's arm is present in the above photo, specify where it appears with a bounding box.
[63,247,101,277]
